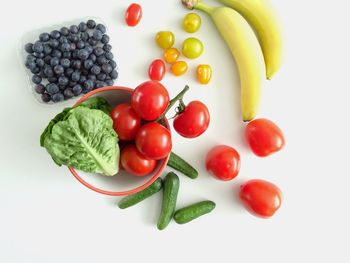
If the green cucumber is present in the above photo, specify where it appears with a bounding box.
[118,178,162,209]
[157,172,180,230]
[174,200,216,224]
[167,152,198,179]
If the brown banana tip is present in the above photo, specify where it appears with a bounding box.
[181,0,197,10]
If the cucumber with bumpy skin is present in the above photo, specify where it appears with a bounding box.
[118,178,162,209]
[167,152,198,179]
[157,172,180,230]
[174,200,216,224]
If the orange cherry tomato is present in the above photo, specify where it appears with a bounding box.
[163,48,180,64]
[196,64,212,84]
[170,61,188,76]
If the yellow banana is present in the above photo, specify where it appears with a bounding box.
[214,0,282,79]
[182,0,265,121]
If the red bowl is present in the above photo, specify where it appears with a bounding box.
[68,86,170,196]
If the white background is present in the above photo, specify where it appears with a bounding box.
[1,0,349,262]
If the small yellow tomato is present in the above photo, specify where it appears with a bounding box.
[170,61,188,76]
[183,13,201,33]
[155,31,175,49]
[163,48,180,64]
[196,64,212,84]
[182,37,203,59]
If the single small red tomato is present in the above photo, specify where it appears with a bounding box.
[148,59,166,81]
[135,122,172,160]
[111,103,141,141]
[173,101,210,138]
[205,145,240,181]
[245,118,285,157]
[131,80,170,121]
[125,3,142,27]
[239,179,283,218]
[121,144,157,176]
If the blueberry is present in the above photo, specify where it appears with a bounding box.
[85,45,93,54]
[92,30,103,41]
[52,92,64,102]
[101,63,112,74]
[95,81,106,88]
[25,43,34,53]
[39,70,47,78]
[94,47,104,56]
[49,39,59,48]
[87,75,96,81]
[44,55,52,64]
[72,84,82,95]
[97,73,106,81]
[71,71,80,82]
[50,57,59,67]
[32,74,42,84]
[88,39,98,46]
[77,49,89,60]
[76,40,85,49]
[105,52,114,60]
[52,49,62,58]
[59,36,68,44]
[64,88,74,98]
[60,58,70,68]
[96,24,106,34]
[48,76,58,83]
[41,93,51,103]
[60,42,71,52]
[89,54,97,63]
[83,79,94,90]
[63,51,71,58]
[50,30,61,39]
[90,65,101,75]
[54,65,64,75]
[43,44,52,55]
[96,56,107,66]
[31,67,40,74]
[46,83,59,94]
[79,75,87,84]
[58,76,69,86]
[25,61,36,70]
[69,81,78,87]
[39,33,50,42]
[101,34,110,44]
[44,66,54,78]
[103,44,112,52]
[60,27,70,36]
[27,54,36,62]
[81,69,89,76]
[70,25,79,34]
[80,32,89,42]
[72,60,82,69]
[33,41,44,53]
[36,58,44,68]
[34,52,45,58]
[105,79,114,86]
[87,19,96,29]
[65,68,74,77]
[105,75,111,80]
[79,22,87,32]
[69,34,79,43]
[72,50,79,59]
[35,84,45,94]
[110,69,118,80]
[84,59,93,69]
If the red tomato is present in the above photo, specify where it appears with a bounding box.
[245,118,285,157]
[131,81,170,121]
[125,3,142,27]
[135,122,172,160]
[239,179,283,218]
[148,59,166,81]
[205,145,240,181]
[173,101,210,138]
[111,103,141,141]
[121,144,157,176]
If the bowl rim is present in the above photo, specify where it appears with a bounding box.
[68,86,170,196]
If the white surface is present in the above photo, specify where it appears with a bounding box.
[1,0,349,262]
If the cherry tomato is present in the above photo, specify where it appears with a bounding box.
[125,3,142,27]
[196,64,212,85]
[155,31,175,49]
[135,122,172,160]
[245,118,285,157]
[111,103,141,141]
[121,144,157,176]
[131,81,170,121]
[239,179,283,218]
[182,37,203,59]
[148,59,166,81]
[173,101,210,138]
[183,13,201,33]
[170,61,188,76]
[205,145,240,181]
[163,48,180,64]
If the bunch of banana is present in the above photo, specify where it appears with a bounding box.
[181,0,282,122]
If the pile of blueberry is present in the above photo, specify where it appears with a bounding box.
[24,19,118,103]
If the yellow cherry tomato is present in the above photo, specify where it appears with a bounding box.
[170,61,188,76]
[183,13,201,33]
[196,64,212,84]
[155,31,175,49]
[182,37,203,59]
[163,48,180,64]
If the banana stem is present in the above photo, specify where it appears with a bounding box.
[181,0,214,14]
